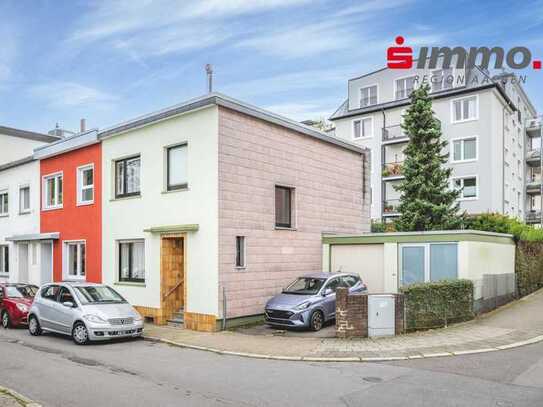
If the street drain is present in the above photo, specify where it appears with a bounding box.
[362,377,383,383]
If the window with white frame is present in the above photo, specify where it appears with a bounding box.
[353,117,373,139]
[453,176,477,199]
[118,240,145,283]
[166,144,188,191]
[431,68,453,92]
[360,85,378,107]
[235,236,246,268]
[395,76,416,100]
[452,96,478,123]
[77,164,94,205]
[65,241,85,279]
[452,137,477,162]
[0,191,8,216]
[400,243,458,286]
[43,173,63,209]
[19,186,30,214]
[0,245,8,274]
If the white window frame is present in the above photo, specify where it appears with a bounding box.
[359,84,379,108]
[62,240,86,281]
[394,74,418,100]
[451,175,479,201]
[352,117,374,140]
[0,190,8,217]
[77,164,94,206]
[235,236,247,270]
[42,171,63,210]
[399,242,459,286]
[450,136,478,163]
[451,95,479,124]
[19,184,30,214]
[0,245,8,275]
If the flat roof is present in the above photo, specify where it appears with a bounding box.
[0,125,60,143]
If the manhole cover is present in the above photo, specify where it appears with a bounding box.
[362,377,383,383]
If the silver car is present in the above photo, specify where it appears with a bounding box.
[265,272,367,331]
[28,282,144,345]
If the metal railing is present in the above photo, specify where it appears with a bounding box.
[526,148,541,160]
[382,125,407,142]
[383,199,401,215]
[526,210,542,223]
[382,162,405,178]
[526,117,542,130]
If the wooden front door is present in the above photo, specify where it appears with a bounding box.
[161,237,185,320]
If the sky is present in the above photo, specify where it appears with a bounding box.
[0,0,542,134]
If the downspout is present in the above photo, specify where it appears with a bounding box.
[222,286,227,331]
[540,121,543,227]
[502,107,506,214]
[381,108,387,223]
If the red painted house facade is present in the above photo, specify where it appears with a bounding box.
[36,130,101,283]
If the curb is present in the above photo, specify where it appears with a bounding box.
[144,333,543,362]
[0,386,41,407]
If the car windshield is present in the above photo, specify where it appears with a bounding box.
[5,285,37,298]
[283,278,326,295]
[74,286,127,305]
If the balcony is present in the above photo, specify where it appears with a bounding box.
[526,148,541,166]
[382,125,408,143]
[526,210,541,224]
[526,117,542,137]
[382,162,405,179]
[527,177,542,194]
[383,199,401,216]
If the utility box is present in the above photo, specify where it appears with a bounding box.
[368,294,395,337]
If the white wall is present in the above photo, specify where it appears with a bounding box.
[0,134,48,166]
[102,106,220,316]
[0,160,42,284]
[330,244,384,293]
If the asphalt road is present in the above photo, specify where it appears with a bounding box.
[1,327,543,407]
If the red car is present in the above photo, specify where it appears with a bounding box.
[0,284,38,328]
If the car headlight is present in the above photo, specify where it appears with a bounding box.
[134,313,143,322]
[83,314,107,324]
[16,303,29,313]
[294,301,311,311]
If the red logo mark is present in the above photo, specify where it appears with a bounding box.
[534,60,542,70]
[387,36,413,69]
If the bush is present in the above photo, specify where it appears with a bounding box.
[371,220,396,233]
[465,213,543,242]
[516,241,543,296]
[400,279,474,331]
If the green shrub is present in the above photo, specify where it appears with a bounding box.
[516,241,543,296]
[465,213,543,242]
[371,220,396,233]
[400,279,474,331]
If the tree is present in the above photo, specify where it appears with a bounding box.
[394,84,464,231]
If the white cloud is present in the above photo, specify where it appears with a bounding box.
[29,81,118,109]
[334,0,414,17]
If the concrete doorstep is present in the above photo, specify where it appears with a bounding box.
[143,288,543,362]
[0,386,41,407]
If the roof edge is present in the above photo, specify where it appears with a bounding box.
[0,155,35,173]
[0,125,60,143]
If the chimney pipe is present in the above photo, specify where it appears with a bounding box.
[80,118,86,133]
[205,64,213,93]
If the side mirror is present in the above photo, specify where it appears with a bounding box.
[322,288,333,296]
[62,301,75,308]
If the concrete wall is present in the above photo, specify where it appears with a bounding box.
[330,244,384,293]
[218,107,369,318]
[0,160,42,283]
[101,106,220,315]
[0,134,48,166]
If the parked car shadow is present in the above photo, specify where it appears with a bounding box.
[27,330,144,346]
[235,319,336,338]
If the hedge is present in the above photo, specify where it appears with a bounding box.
[516,241,543,297]
[400,279,474,331]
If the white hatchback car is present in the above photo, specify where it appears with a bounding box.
[28,282,144,345]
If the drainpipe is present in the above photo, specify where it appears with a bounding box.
[222,286,227,331]
[502,107,506,214]
[381,108,386,223]
[540,121,543,227]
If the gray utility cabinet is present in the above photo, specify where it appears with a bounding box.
[368,294,395,337]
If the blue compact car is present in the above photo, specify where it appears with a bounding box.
[264,272,367,331]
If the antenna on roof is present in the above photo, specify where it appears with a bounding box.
[205,64,213,93]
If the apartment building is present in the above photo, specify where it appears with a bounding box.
[330,61,540,224]
[0,127,61,285]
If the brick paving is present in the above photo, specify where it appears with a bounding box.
[144,289,543,360]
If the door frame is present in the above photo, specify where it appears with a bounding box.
[159,234,187,316]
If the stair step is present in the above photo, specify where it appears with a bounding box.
[173,312,184,321]
[167,319,185,328]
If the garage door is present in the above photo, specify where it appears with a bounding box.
[330,244,384,293]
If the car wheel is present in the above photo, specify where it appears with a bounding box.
[72,322,89,345]
[1,311,11,329]
[310,310,324,331]
[28,315,42,336]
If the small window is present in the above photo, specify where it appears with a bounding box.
[19,186,30,214]
[453,177,477,199]
[395,76,416,100]
[41,285,60,301]
[275,186,294,228]
[43,173,63,209]
[115,156,141,198]
[452,137,477,162]
[58,286,75,304]
[0,191,8,216]
[342,275,360,287]
[452,96,478,123]
[235,236,246,268]
[360,85,378,107]
[401,243,458,286]
[0,245,8,274]
[431,69,453,92]
[77,164,94,205]
[353,117,373,139]
[65,241,85,279]
[166,144,188,191]
[118,240,145,283]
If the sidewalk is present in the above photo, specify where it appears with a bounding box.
[144,288,543,362]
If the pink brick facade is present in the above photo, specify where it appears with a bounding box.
[218,107,370,319]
